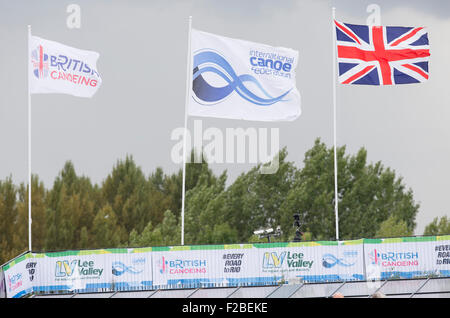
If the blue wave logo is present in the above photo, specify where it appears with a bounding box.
[322,254,356,268]
[112,261,144,276]
[192,50,292,106]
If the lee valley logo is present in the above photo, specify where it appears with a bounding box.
[262,251,313,272]
[55,260,104,279]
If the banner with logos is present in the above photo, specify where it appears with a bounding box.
[32,249,154,295]
[1,236,449,297]
[33,250,112,294]
[1,249,154,298]
[432,237,450,276]
[112,248,153,290]
[2,253,36,298]
[253,240,365,283]
[364,236,450,280]
[151,240,365,288]
[151,245,258,288]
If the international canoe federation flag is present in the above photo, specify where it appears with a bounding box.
[29,35,101,97]
[335,20,430,85]
[189,29,301,121]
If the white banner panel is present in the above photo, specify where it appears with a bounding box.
[320,241,365,282]
[152,248,221,288]
[3,254,35,298]
[152,245,273,288]
[151,242,365,288]
[432,239,450,276]
[34,251,112,293]
[220,248,259,286]
[3,236,449,297]
[253,241,365,283]
[363,238,449,280]
[111,249,153,290]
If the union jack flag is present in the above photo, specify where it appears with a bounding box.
[335,20,430,85]
[31,45,49,79]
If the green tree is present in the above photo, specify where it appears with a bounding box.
[45,184,76,250]
[218,148,297,242]
[375,214,413,238]
[0,177,21,263]
[101,155,149,240]
[45,162,98,251]
[0,139,425,260]
[129,221,155,247]
[79,226,89,249]
[130,210,181,247]
[147,168,179,226]
[155,210,180,246]
[424,216,450,235]
[92,204,123,248]
[14,175,47,252]
[278,139,419,241]
[159,149,220,222]
[184,169,231,245]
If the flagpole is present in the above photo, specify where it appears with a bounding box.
[27,25,32,251]
[181,16,193,246]
[332,8,339,241]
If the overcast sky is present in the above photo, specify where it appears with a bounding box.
[0,0,449,235]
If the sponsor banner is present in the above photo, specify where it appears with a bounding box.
[152,241,365,288]
[2,236,450,297]
[255,241,364,283]
[430,237,450,276]
[111,250,153,290]
[363,237,450,279]
[3,249,154,296]
[152,244,266,288]
[2,253,35,298]
[152,248,220,288]
[322,241,365,282]
[258,245,315,283]
[220,246,267,286]
[34,251,112,293]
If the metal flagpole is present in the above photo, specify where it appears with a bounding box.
[181,16,193,245]
[332,8,339,241]
[27,25,33,251]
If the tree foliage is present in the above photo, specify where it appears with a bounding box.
[375,214,413,238]
[278,139,419,241]
[0,139,429,264]
[424,216,450,236]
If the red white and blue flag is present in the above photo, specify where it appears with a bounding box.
[334,20,430,85]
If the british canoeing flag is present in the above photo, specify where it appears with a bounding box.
[334,20,430,85]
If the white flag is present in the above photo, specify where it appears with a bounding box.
[29,35,101,98]
[189,29,301,121]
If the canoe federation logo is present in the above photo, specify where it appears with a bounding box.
[112,259,145,276]
[192,49,293,106]
[322,251,358,268]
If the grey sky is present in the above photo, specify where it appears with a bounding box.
[0,0,449,235]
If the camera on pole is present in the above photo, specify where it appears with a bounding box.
[293,213,303,242]
[253,226,281,243]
